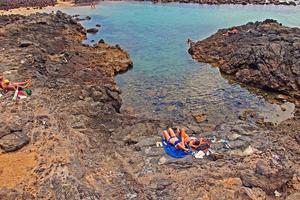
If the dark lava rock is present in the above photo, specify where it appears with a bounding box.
[0,0,57,10]
[189,19,300,99]
[0,131,30,152]
[19,40,34,47]
[0,123,10,138]
[98,39,105,43]
[241,169,293,194]
[295,134,300,144]
[86,28,98,34]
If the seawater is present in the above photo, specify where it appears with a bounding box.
[60,2,300,125]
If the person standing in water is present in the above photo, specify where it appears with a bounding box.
[91,1,96,9]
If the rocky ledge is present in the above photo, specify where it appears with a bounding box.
[0,11,134,199]
[189,19,300,102]
[0,0,57,10]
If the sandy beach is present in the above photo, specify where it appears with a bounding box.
[0,0,74,15]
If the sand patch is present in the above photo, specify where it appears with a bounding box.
[0,150,36,188]
[0,0,74,16]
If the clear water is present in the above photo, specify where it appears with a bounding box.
[59,2,300,125]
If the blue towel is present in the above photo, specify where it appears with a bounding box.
[162,139,192,158]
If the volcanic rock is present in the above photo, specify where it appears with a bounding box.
[19,40,34,47]
[0,132,30,152]
[86,27,98,33]
[189,19,300,100]
[286,193,300,200]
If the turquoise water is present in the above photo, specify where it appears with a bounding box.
[60,2,300,125]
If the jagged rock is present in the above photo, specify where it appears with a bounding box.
[235,187,266,200]
[0,0,57,10]
[189,19,300,100]
[98,39,105,43]
[241,169,293,194]
[230,145,255,157]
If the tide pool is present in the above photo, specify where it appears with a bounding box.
[59,2,300,125]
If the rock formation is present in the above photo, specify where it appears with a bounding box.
[0,0,57,10]
[0,11,299,200]
[189,19,300,101]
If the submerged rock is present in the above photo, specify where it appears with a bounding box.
[86,28,98,34]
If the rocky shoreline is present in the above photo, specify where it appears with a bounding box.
[153,0,299,6]
[189,19,300,104]
[0,0,57,10]
[0,11,300,200]
[81,0,300,6]
[0,0,299,12]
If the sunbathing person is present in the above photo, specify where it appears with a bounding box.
[179,128,202,150]
[0,76,31,91]
[163,127,211,153]
[163,128,202,152]
[180,129,210,153]
[163,128,189,152]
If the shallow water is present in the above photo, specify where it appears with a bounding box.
[60,2,300,125]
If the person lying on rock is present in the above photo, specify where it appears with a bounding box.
[0,76,31,92]
[222,28,239,36]
[179,128,210,153]
[163,128,203,152]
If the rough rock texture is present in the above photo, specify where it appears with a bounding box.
[0,12,299,200]
[154,0,299,6]
[61,0,300,6]
[0,11,134,199]
[189,19,300,101]
[0,0,57,10]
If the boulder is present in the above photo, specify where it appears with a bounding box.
[241,169,293,194]
[0,131,30,152]
[86,28,98,34]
